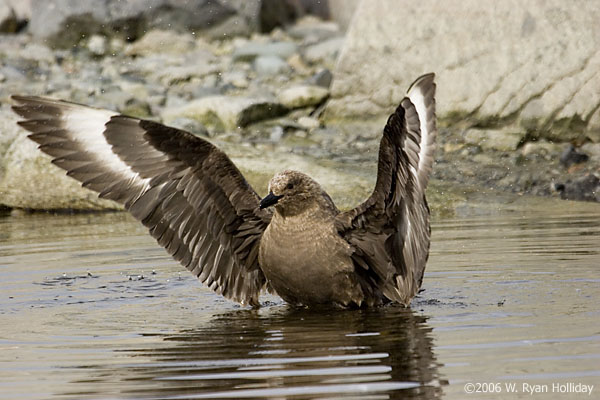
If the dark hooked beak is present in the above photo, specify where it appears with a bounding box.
[259,192,283,209]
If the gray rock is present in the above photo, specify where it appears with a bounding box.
[157,63,219,86]
[521,140,561,160]
[287,16,341,43]
[221,70,249,89]
[232,41,298,62]
[580,143,600,161]
[278,85,329,108]
[307,68,333,88]
[202,14,252,40]
[28,0,238,48]
[327,0,359,31]
[269,125,284,141]
[327,0,600,143]
[5,0,30,21]
[0,0,17,32]
[553,174,600,202]
[222,0,330,34]
[303,37,345,64]
[297,116,320,130]
[124,29,196,57]
[464,128,523,152]
[559,145,589,168]
[253,55,290,75]
[87,34,107,56]
[587,108,600,143]
[162,95,288,131]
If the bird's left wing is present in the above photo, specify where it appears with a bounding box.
[12,96,272,306]
[334,74,437,305]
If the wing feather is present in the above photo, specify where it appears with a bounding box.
[335,73,437,305]
[12,96,271,306]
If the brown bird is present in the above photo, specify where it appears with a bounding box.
[12,73,437,308]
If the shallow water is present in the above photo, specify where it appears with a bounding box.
[0,195,598,399]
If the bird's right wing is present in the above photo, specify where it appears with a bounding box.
[12,96,272,306]
[334,74,437,305]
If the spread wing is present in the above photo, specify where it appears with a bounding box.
[12,96,272,306]
[334,73,437,305]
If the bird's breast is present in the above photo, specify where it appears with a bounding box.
[258,214,360,305]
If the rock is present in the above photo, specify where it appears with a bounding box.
[587,108,600,143]
[224,0,330,34]
[559,144,589,167]
[286,53,311,75]
[257,0,302,33]
[202,14,252,40]
[553,174,600,202]
[5,0,30,22]
[297,116,320,130]
[0,108,121,210]
[18,42,55,64]
[269,125,284,141]
[28,0,239,48]
[278,85,329,108]
[119,98,153,119]
[221,70,249,89]
[124,29,196,57]
[253,55,290,75]
[87,34,107,56]
[287,16,341,43]
[156,63,219,86]
[521,140,561,160]
[327,0,360,31]
[168,117,209,137]
[307,68,333,88]
[162,95,288,131]
[327,0,600,143]
[464,128,523,152]
[232,41,298,62]
[580,143,600,161]
[0,0,17,32]
[303,37,345,64]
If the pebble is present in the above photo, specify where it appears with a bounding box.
[87,34,107,56]
[253,55,290,76]
[233,41,298,62]
[303,37,345,64]
[307,69,333,88]
[278,85,329,109]
[560,144,589,167]
[297,116,320,130]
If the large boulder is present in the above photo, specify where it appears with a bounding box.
[28,0,241,48]
[326,0,600,143]
[0,0,17,32]
[26,0,332,48]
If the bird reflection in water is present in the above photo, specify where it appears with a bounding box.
[67,306,444,399]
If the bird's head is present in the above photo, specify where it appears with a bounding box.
[260,170,324,215]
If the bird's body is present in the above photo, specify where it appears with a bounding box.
[12,73,437,308]
[259,186,364,307]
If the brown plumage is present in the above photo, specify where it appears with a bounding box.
[11,73,437,308]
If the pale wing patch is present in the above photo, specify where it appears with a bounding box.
[407,73,437,191]
[407,85,428,174]
[61,106,152,194]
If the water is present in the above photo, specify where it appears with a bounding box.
[0,195,598,399]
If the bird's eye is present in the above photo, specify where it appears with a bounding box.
[286,183,294,190]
